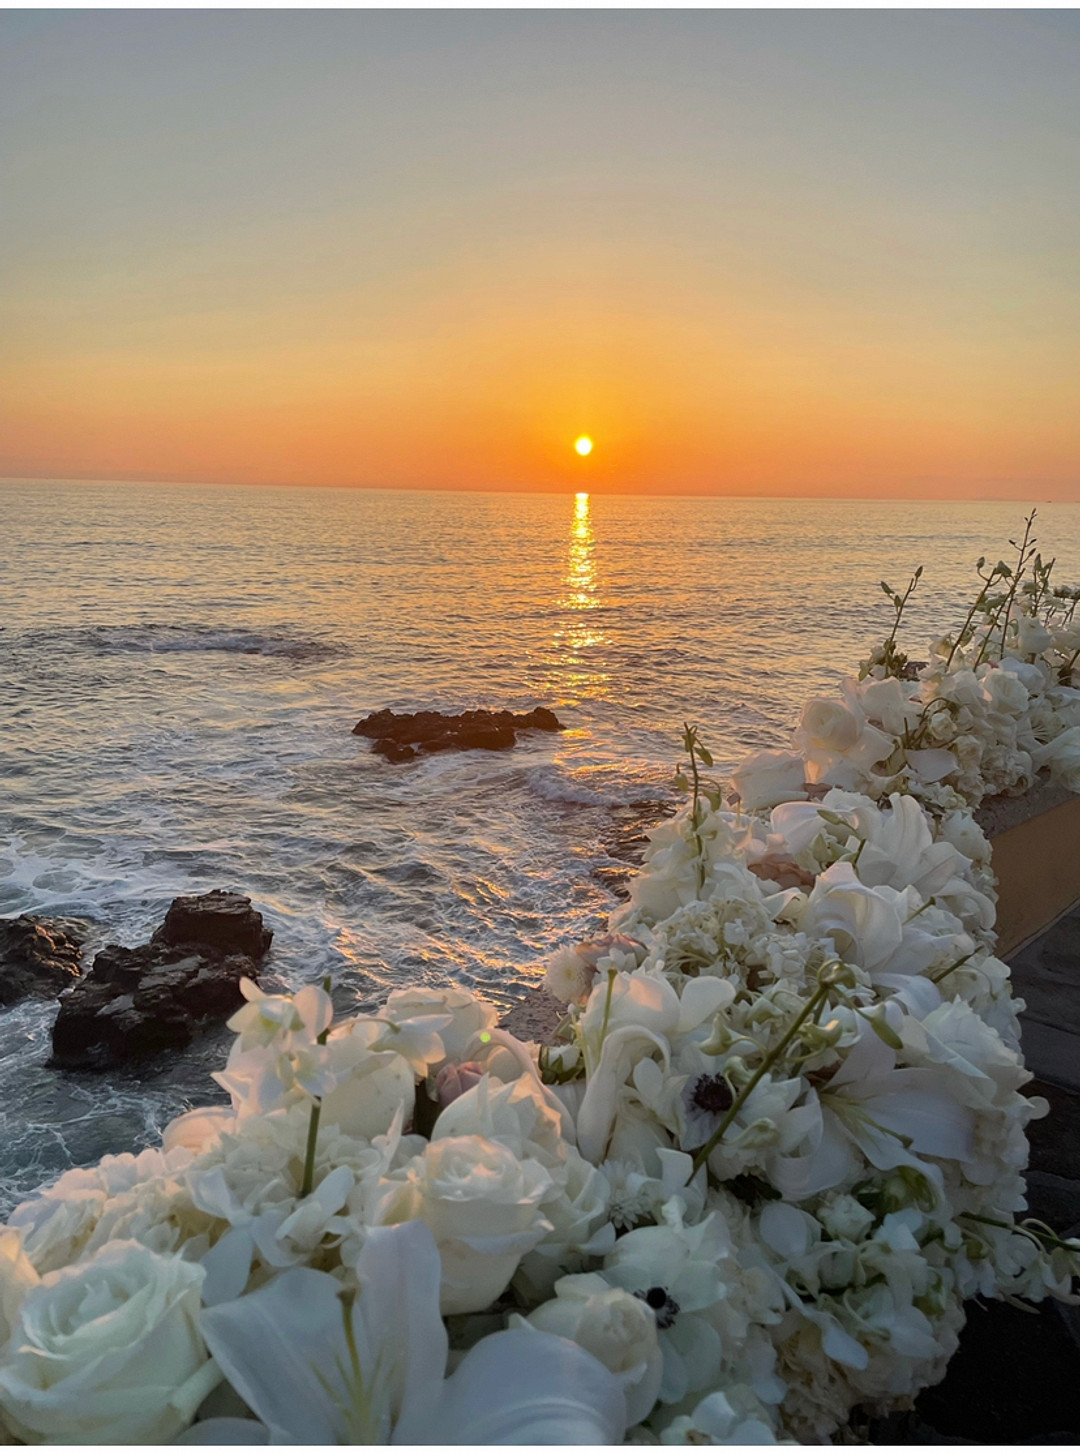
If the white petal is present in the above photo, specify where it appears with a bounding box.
[200,1227,255,1307]
[313,1164,355,1214]
[822,1318,869,1370]
[759,1203,811,1260]
[576,1027,670,1164]
[350,1221,448,1428]
[906,748,957,782]
[392,1327,627,1445]
[199,1268,351,1444]
[676,976,735,1033]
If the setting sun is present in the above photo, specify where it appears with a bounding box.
[574,436,593,457]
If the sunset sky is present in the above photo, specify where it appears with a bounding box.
[2,9,1079,499]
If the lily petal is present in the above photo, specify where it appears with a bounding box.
[391,1327,627,1445]
[199,1267,352,1444]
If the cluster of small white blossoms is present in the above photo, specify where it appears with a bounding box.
[2,543,1080,1446]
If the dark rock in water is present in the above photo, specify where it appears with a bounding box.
[424,723,516,753]
[151,889,272,959]
[50,941,258,1070]
[373,737,417,763]
[353,706,563,761]
[49,891,271,1070]
[0,915,85,1006]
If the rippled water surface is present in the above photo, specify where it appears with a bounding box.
[3,480,1080,1207]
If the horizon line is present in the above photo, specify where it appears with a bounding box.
[0,474,1072,507]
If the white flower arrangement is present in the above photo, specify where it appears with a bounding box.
[2,511,1079,1444]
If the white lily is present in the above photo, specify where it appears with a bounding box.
[178,1219,628,1444]
[765,1010,973,1200]
[576,1025,671,1165]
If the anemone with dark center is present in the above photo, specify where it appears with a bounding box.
[635,1284,681,1330]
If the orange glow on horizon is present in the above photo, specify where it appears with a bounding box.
[3,13,1079,502]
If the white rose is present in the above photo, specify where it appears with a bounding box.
[163,1105,237,1156]
[5,1189,106,1277]
[525,1272,663,1425]
[400,1135,552,1314]
[984,668,1029,716]
[0,1232,39,1348]
[0,1240,218,1445]
[432,1073,567,1166]
[858,677,920,736]
[797,699,860,752]
[384,985,497,1063]
[728,751,807,812]
[1038,724,1080,792]
[316,1031,417,1140]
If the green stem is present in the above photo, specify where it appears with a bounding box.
[998,510,1037,663]
[683,723,707,891]
[1060,646,1080,685]
[928,950,975,985]
[300,1098,322,1199]
[299,975,334,1199]
[597,968,618,1051]
[691,975,835,1174]
[960,1211,1080,1254]
[944,574,998,674]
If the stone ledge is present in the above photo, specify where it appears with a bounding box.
[975,774,1077,839]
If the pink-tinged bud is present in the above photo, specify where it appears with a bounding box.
[435,1060,485,1108]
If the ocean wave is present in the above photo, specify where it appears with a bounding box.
[526,763,672,809]
[81,624,343,661]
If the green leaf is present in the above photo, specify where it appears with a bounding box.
[698,745,713,767]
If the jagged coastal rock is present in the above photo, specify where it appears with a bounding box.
[50,890,271,1071]
[0,915,85,1006]
[151,888,273,958]
[353,705,563,761]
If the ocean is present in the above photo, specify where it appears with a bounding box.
[3,479,1079,1210]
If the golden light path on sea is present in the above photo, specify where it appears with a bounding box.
[547,491,611,703]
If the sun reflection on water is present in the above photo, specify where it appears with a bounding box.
[549,491,611,700]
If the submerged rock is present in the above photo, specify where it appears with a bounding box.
[354,706,563,761]
[49,891,271,1071]
[0,915,85,1006]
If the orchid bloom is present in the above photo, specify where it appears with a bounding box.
[177,1219,627,1445]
